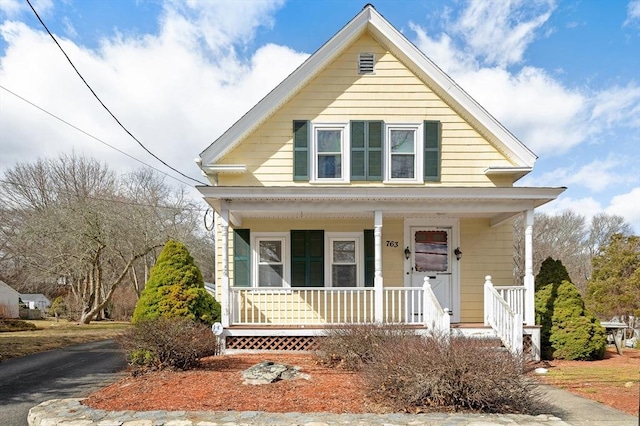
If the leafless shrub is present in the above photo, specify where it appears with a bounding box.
[116,317,220,374]
[315,323,417,371]
[363,333,541,414]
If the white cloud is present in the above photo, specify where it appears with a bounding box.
[536,195,602,223]
[0,0,52,19]
[605,187,640,234]
[453,0,554,67]
[0,0,305,185]
[523,156,636,192]
[624,0,640,26]
[409,1,640,159]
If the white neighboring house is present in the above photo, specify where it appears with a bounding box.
[19,294,51,311]
[0,281,20,318]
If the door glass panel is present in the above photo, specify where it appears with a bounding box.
[414,230,448,272]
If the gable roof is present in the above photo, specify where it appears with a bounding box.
[199,4,537,172]
[0,281,20,297]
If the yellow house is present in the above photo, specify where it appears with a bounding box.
[197,5,564,359]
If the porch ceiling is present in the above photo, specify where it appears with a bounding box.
[197,186,565,226]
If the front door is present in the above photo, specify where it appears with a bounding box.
[410,227,453,316]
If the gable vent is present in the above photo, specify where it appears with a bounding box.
[358,52,375,74]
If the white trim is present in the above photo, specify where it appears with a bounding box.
[384,123,423,183]
[202,164,247,174]
[251,232,289,288]
[199,5,537,171]
[325,232,364,287]
[310,123,350,183]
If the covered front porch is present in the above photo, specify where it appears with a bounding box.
[199,186,564,360]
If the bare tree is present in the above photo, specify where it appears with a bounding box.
[514,210,634,294]
[0,154,209,323]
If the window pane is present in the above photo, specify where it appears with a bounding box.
[318,155,341,178]
[333,241,355,263]
[259,240,281,263]
[317,130,341,152]
[391,155,414,178]
[414,231,448,272]
[390,130,415,153]
[332,265,356,287]
[258,265,283,287]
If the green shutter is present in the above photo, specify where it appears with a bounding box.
[364,229,375,287]
[233,229,250,287]
[350,121,383,181]
[367,121,383,181]
[351,121,366,180]
[424,120,441,181]
[291,230,324,287]
[293,120,309,181]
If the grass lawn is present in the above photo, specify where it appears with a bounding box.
[0,319,131,360]
[536,347,640,416]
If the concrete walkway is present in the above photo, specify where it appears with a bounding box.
[27,384,638,426]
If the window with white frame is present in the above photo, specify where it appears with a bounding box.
[311,124,349,182]
[385,124,423,183]
[254,234,288,287]
[326,233,362,287]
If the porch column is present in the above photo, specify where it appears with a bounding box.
[374,210,384,323]
[524,209,535,325]
[220,209,230,328]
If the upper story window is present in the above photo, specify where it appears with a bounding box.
[385,124,423,183]
[293,120,440,184]
[311,123,349,182]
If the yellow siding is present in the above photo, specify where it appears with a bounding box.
[218,33,514,187]
[459,218,514,322]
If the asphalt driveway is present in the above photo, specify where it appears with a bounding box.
[0,339,126,426]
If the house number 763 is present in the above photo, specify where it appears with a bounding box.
[386,240,399,247]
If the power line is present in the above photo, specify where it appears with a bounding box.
[25,0,209,186]
[0,177,208,212]
[1,85,195,187]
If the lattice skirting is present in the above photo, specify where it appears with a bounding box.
[225,335,319,351]
[523,333,533,356]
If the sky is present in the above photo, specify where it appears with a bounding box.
[0,0,639,233]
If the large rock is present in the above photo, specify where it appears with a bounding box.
[242,361,310,385]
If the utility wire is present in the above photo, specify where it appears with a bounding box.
[25,0,209,186]
[1,85,194,188]
[0,178,208,212]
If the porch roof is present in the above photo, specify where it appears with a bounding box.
[197,185,565,227]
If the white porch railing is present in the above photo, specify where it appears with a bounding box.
[421,277,450,333]
[494,285,526,320]
[383,287,424,324]
[484,275,523,354]
[230,287,375,325]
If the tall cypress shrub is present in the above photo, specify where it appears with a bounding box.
[132,240,220,324]
[534,257,572,359]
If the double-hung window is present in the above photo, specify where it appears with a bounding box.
[385,124,423,183]
[253,233,288,287]
[326,233,362,287]
[311,124,349,182]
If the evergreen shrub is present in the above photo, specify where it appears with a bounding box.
[132,240,220,325]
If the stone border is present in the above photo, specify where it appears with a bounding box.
[28,398,570,426]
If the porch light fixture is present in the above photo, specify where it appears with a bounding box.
[454,247,462,260]
[404,247,411,259]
